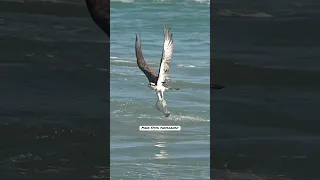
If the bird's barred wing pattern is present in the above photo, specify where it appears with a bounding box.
[157,27,174,86]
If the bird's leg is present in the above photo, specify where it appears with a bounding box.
[157,92,163,101]
[161,90,164,101]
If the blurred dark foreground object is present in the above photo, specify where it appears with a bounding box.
[86,0,110,37]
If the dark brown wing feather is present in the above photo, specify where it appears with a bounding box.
[85,0,110,37]
[135,34,158,84]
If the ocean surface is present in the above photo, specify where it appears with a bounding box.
[0,0,109,179]
[211,0,320,179]
[110,0,211,179]
[2,0,320,179]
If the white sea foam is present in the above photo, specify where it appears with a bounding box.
[138,113,209,122]
[192,0,210,5]
[169,115,210,122]
[177,64,196,68]
[112,59,134,64]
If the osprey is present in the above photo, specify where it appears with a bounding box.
[135,27,179,117]
[135,27,225,117]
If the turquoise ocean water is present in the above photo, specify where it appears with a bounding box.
[110,0,211,179]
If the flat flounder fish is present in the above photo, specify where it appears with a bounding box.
[155,99,170,117]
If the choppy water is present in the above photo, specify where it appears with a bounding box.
[110,0,211,179]
[2,0,320,179]
[211,0,320,179]
[0,0,109,179]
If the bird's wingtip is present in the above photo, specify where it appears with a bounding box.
[163,25,171,31]
[135,33,141,41]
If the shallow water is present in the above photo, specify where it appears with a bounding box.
[110,0,211,179]
[2,0,320,179]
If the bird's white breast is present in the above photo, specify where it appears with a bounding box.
[156,84,166,93]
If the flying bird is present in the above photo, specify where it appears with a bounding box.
[84,1,225,92]
[135,27,179,117]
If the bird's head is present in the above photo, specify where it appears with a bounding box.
[148,82,156,87]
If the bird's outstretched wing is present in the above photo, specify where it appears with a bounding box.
[135,34,158,84]
[157,27,174,86]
